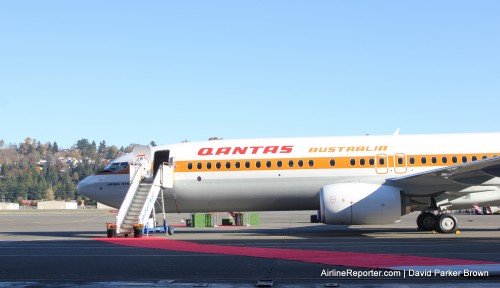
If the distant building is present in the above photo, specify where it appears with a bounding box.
[97,202,114,210]
[37,201,77,210]
[0,203,19,210]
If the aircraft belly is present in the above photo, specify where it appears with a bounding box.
[162,176,384,213]
[164,179,318,212]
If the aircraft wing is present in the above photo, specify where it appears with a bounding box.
[387,156,500,196]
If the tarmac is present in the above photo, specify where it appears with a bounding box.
[1,209,500,287]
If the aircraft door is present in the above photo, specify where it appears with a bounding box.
[153,150,170,178]
[375,154,388,174]
[394,153,407,174]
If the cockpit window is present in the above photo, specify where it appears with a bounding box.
[102,162,129,173]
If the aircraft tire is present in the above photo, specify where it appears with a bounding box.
[168,226,175,235]
[417,212,437,231]
[435,213,458,234]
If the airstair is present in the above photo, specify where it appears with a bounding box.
[115,147,174,236]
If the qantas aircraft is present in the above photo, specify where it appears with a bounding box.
[77,132,500,234]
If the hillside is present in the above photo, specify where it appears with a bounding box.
[0,137,135,205]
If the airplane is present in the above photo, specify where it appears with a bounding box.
[473,204,500,214]
[77,132,500,234]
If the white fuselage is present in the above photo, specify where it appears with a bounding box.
[77,133,500,213]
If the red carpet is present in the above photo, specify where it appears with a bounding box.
[94,237,496,269]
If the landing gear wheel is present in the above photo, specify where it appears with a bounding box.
[435,213,458,234]
[168,226,175,235]
[417,212,437,231]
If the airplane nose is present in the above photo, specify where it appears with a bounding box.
[77,176,97,199]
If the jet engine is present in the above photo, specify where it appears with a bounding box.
[320,183,402,225]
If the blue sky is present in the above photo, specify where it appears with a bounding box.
[1,1,499,148]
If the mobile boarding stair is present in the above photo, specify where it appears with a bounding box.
[115,150,174,237]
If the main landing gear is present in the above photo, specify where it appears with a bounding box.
[416,211,458,234]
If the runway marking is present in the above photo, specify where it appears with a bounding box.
[94,237,500,271]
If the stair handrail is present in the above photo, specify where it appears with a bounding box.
[137,166,163,226]
[116,163,143,234]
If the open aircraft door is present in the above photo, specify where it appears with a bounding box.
[154,150,174,188]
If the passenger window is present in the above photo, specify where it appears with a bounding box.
[409,157,415,165]
[277,160,283,168]
[482,155,488,159]
[472,156,477,161]
[462,156,467,163]
[431,157,437,164]
[379,158,385,165]
[441,157,447,164]
[298,160,304,167]
[216,162,221,169]
[206,162,212,169]
[330,159,335,166]
[452,156,457,163]
[421,157,427,164]
[226,162,231,169]
[266,160,272,168]
[369,158,375,165]
[288,160,294,167]
[256,161,261,168]
[188,163,193,170]
[245,161,250,168]
[350,159,356,166]
[197,163,202,169]
[397,157,403,165]
[235,162,241,169]
[308,160,314,167]
[360,159,365,166]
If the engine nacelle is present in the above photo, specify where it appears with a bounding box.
[320,183,402,225]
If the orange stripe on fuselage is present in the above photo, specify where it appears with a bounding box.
[174,153,499,173]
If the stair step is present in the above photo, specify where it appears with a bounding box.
[116,172,164,233]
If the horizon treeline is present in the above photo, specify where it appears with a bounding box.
[0,137,135,205]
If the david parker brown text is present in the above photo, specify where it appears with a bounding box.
[321,269,489,278]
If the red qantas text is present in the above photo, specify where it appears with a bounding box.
[198,145,294,156]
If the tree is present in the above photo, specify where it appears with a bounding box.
[106,146,119,160]
[45,188,54,201]
[19,137,33,155]
[98,140,107,155]
[76,139,89,151]
[36,141,43,154]
[71,172,80,183]
[52,142,59,153]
